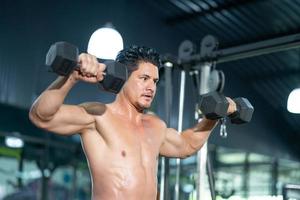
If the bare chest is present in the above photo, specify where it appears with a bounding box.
[80,112,163,197]
[94,114,162,164]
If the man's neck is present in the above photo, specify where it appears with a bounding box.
[110,91,144,124]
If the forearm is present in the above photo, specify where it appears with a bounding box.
[30,76,77,120]
[181,118,218,153]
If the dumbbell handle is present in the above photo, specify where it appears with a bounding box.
[69,61,126,94]
[74,61,107,77]
[228,110,238,119]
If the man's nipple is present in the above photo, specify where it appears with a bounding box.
[121,150,126,157]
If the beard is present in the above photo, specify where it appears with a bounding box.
[136,99,152,112]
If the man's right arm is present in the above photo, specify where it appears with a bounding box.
[29,53,105,135]
[29,75,95,135]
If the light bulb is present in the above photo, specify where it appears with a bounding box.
[287,88,300,113]
[87,26,123,60]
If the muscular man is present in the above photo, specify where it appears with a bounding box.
[29,45,236,200]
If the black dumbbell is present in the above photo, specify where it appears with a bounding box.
[45,41,127,94]
[228,97,254,124]
[200,92,254,124]
[199,91,229,120]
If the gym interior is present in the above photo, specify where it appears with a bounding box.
[0,0,300,199]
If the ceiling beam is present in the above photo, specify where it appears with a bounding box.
[165,0,257,25]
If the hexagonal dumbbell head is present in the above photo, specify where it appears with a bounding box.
[199,91,229,120]
[46,41,79,76]
[230,97,254,124]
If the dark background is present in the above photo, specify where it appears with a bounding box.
[1,0,300,166]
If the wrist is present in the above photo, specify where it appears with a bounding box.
[49,75,77,92]
[228,111,238,119]
[67,74,78,85]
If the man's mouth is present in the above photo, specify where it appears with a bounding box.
[142,94,153,100]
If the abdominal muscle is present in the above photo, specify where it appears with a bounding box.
[92,164,157,200]
[81,134,159,200]
[89,155,158,200]
[80,110,162,200]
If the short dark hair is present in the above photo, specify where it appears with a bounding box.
[115,45,161,74]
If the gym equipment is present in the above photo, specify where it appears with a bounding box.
[229,97,254,124]
[200,35,218,61]
[45,41,128,94]
[208,69,225,93]
[199,91,254,124]
[199,91,229,120]
[282,184,300,200]
[178,40,195,61]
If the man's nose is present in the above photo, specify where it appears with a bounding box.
[146,81,155,92]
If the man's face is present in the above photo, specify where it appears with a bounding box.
[123,62,159,110]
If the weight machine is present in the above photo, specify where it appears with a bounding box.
[159,32,300,200]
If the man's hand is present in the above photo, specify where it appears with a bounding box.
[226,97,237,115]
[71,53,106,83]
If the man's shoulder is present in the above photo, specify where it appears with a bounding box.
[144,111,167,128]
[79,102,107,116]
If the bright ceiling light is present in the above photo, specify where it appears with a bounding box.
[5,136,24,148]
[287,88,300,113]
[164,62,173,67]
[87,23,123,60]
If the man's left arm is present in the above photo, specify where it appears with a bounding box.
[159,118,217,158]
[159,97,236,158]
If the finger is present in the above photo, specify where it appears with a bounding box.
[95,63,104,76]
[96,71,105,81]
[92,56,100,75]
[78,53,88,67]
[88,55,96,75]
[98,63,106,73]
[79,54,89,75]
[82,76,98,83]
[97,63,106,80]
[78,54,99,77]
[78,53,86,64]
[84,55,98,76]
[92,60,99,76]
[83,55,92,74]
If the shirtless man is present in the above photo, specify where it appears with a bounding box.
[29,45,236,200]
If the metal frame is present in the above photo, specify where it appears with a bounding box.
[178,33,300,66]
[160,64,173,200]
[160,32,300,200]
